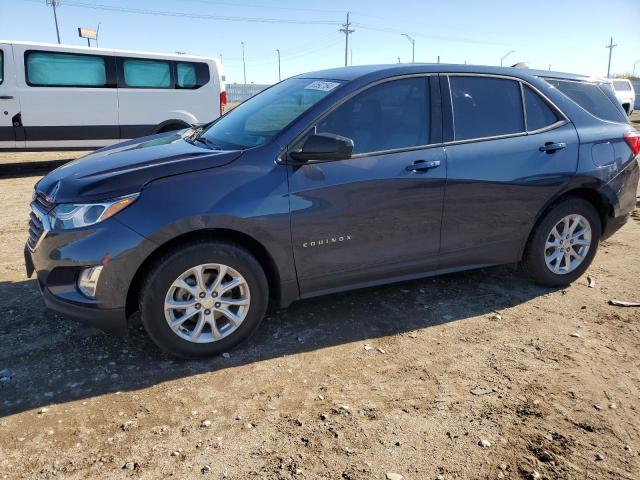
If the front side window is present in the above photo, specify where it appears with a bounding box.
[544,78,627,123]
[26,51,106,87]
[523,85,559,131]
[201,78,343,149]
[123,58,171,88]
[450,76,524,141]
[317,77,430,154]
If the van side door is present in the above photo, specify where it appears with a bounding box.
[0,43,20,149]
[287,75,446,296]
[439,74,579,268]
[14,45,119,150]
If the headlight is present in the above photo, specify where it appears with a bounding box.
[48,193,139,229]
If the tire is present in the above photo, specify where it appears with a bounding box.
[139,241,268,359]
[522,197,601,287]
[157,123,187,133]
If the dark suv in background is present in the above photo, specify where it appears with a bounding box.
[25,64,639,358]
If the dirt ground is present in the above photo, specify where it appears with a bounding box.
[0,116,639,480]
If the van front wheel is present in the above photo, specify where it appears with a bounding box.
[139,241,268,358]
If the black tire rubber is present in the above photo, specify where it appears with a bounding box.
[522,197,601,287]
[139,240,268,359]
[157,123,187,133]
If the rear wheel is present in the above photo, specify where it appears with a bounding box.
[139,241,268,358]
[522,198,601,287]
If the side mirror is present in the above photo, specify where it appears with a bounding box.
[289,133,354,163]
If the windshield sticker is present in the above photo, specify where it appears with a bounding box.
[304,80,340,92]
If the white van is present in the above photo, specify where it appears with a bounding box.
[0,41,225,151]
[609,78,635,116]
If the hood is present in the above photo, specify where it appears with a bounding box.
[36,131,243,204]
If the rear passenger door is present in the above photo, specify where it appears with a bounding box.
[15,46,119,149]
[440,74,579,266]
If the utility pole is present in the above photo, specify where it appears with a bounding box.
[241,41,246,84]
[276,49,281,82]
[397,56,401,64]
[339,12,354,67]
[500,50,515,67]
[96,22,101,48]
[437,55,440,64]
[634,60,640,77]
[401,34,415,63]
[46,0,61,44]
[605,37,617,78]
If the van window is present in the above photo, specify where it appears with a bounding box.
[177,63,197,88]
[613,80,632,91]
[123,58,171,88]
[523,85,559,131]
[450,76,524,141]
[0,50,3,84]
[317,77,430,154]
[544,79,627,123]
[26,51,106,87]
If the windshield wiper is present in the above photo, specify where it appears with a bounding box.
[194,135,222,150]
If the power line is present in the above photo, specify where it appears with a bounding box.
[24,0,341,25]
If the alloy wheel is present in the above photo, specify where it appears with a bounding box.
[544,214,592,275]
[164,263,250,343]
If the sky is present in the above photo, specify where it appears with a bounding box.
[1,0,639,85]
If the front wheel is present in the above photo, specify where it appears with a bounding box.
[139,241,268,358]
[522,198,601,287]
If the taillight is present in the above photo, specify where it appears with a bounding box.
[624,131,640,156]
[219,91,227,116]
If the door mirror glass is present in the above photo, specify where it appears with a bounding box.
[289,133,354,163]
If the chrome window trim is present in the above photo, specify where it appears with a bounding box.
[279,73,440,163]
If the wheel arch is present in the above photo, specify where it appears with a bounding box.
[153,119,192,134]
[125,228,284,318]
[518,186,612,260]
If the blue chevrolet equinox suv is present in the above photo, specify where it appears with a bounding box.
[25,65,639,358]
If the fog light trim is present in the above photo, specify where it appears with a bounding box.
[77,266,103,299]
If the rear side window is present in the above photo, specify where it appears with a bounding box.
[177,62,197,88]
[613,80,632,91]
[123,58,171,88]
[26,51,106,87]
[450,76,524,141]
[0,50,3,85]
[523,85,559,131]
[545,79,627,123]
[317,77,430,154]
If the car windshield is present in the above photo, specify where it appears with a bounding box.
[199,78,343,149]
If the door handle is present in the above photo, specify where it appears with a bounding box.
[0,96,14,100]
[539,142,566,153]
[406,160,441,172]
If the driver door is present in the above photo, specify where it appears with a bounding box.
[288,75,446,295]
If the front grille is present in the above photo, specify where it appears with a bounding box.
[27,204,49,251]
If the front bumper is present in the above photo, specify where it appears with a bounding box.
[25,214,157,336]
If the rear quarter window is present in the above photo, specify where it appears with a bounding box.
[544,78,627,123]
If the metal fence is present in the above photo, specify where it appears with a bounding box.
[632,81,640,108]
[226,83,271,104]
